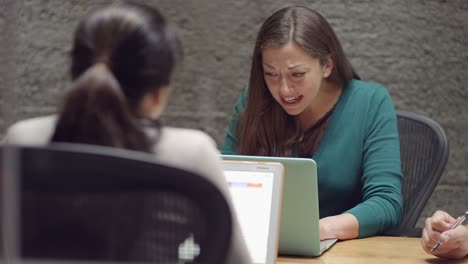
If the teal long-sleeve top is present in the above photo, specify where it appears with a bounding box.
[221,79,403,238]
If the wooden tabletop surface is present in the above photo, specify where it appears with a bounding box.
[277,236,468,264]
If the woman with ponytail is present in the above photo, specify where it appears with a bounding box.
[4,2,250,263]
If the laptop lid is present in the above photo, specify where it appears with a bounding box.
[221,155,337,257]
[221,160,283,264]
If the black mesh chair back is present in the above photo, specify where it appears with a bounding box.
[2,144,232,264]
[386,111,449,237]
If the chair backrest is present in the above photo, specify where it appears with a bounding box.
[387,111,449,236]
[2,143,232,264]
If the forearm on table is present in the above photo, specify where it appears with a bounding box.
[319,213,359,240]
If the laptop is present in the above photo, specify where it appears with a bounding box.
[221,160,284,264]
[221,155,337,257]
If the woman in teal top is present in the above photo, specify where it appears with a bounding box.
[221,6,403,240]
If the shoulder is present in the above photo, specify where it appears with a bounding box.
[232,86,249,112]
[157,127,217,149]
[154,126,231,198]
[346,79,392,102]
[346,79,388,97]
[3,115,57,145]
[334,80,397,135]
[153,126,222,177]
[342,79,395,117]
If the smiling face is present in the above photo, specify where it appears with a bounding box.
[262,41,332,117]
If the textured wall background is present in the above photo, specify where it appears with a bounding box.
[1,0,467,227]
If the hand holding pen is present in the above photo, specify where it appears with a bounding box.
[431,211,467,252]
[422,210,468,259]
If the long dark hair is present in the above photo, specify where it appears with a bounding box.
[51,2,180,152]
[238,6,359,156]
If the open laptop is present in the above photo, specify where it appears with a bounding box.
[221,160,284,264]
[221,155,337,257]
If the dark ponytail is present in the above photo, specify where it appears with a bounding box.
[50,2,180,153]
[51,64,152,152]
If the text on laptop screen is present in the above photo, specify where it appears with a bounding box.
[224,170,274,264]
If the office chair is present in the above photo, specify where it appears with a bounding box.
[385,111,449,237]
[2,143,232,264]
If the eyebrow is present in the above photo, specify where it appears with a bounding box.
[263,63,276,69]
[262,63,305,70]
[288,64,304,69]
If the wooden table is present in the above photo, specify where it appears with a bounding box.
[277,236,468,264]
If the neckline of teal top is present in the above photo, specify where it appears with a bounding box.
[297,79,354,159]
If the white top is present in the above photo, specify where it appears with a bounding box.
[3,115,252,264]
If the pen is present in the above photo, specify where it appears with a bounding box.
[431,211,468,252]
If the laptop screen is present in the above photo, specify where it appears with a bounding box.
[222,161,283,264]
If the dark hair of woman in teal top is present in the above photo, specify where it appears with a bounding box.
[238,6,359,156]
[51,2,181,152]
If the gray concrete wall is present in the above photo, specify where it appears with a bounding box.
[1,0,467,227]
